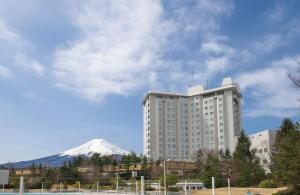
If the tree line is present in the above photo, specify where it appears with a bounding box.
[7,119,300,194]
[194,118,300,195]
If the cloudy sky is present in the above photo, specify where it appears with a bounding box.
[0,0,300,163]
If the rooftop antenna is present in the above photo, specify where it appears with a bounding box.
[206,79,208,89]
[192,67,195,87]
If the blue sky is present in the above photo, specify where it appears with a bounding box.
[0,0,300,164]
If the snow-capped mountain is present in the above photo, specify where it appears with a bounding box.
[1,139,129,168]
[60,139,130,157]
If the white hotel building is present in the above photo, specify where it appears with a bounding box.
[249,129,277,172]
[143,77,242,161]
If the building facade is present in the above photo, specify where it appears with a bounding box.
[143,77,242,161]
[249,129,277,172]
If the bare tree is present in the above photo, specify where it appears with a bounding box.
[288,61,300,87]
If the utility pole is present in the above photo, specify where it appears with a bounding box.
[116,173,119,192]
[211,177,215,195]
[19,177,24,195]
[228,177,231,195]
[159,180,161,195]
[97,181,99,193]
[141,176,144,195]
[164,161,167,195]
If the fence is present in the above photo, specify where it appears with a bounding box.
[0,176,193,195]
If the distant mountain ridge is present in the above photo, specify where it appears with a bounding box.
[2,139,129,169]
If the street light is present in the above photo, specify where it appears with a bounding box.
[115,173,119,192]
[163,161,166,195]
[160,159,170,195]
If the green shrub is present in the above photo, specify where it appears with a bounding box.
[258,179,277,188]
[167,187,180,192]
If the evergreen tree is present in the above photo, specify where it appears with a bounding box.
[220,149,232,179]
[59,162,80,184]
[272,119,300,191]
[196,150,226,188]
[31,162,36,176]
[38,163,43,174]
[232,130,265,186]
[90,153,103,166]
[73,156,83,167]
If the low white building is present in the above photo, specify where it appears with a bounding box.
[249,129,277,172]
[176,182,205,190]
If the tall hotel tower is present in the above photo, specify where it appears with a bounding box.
[143,77,242,161]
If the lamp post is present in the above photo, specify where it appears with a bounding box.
[163,161,166,195]
[160,159,169,195]
[115,173,119,192]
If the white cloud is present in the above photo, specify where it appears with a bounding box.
[0,19,44,77]
[199,40,252,77]
[53,0,171,102]
[236,54,300,117]
[0,19,18,42]
[14,54,45,76]
[266,2,285,23]
[21,91,45,102]
[52,0,234,102]
[0,65,13,78]
[200,41,234,55]
[254,34,283,53]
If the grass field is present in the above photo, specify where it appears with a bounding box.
[192,187,286,195]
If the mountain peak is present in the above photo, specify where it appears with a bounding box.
[60,138,129,157]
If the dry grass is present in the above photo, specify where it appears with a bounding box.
[192,187,286,195]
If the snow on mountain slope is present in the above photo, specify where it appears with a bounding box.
[60,139,130,157]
